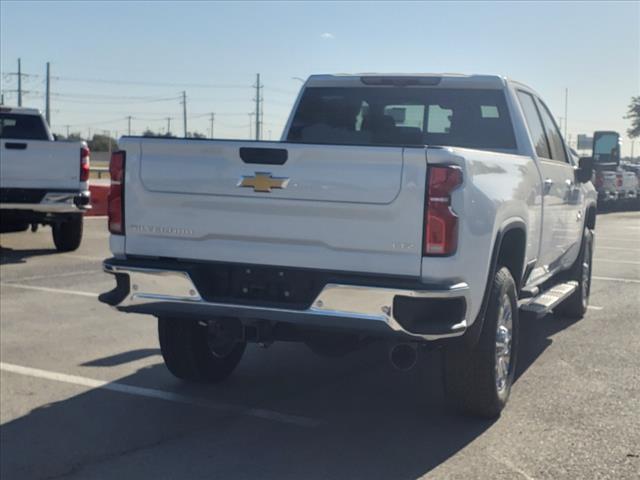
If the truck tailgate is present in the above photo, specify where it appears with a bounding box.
[0,140,82,190]
[121,138,427,277]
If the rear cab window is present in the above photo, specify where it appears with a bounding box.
[0,113,49,140]
[287,87,517,152]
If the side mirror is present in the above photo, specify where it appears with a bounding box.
[576,157,594,183]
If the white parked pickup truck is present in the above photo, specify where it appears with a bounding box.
[0,107,90,251]
[100,74,597,418]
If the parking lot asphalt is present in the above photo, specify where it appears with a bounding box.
[1,212,639,480]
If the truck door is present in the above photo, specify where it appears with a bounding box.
[535,98,583,260]
[516,91,578,273]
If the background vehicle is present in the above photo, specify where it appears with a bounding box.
[0,107,90,251]
[100,74,597,418]
[590,131,639,209]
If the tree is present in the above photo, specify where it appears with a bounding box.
[142,129,175,138]
[88,134,118,152]
[625,96,640,138]
[53,132,82,141]
[142,129,158,137]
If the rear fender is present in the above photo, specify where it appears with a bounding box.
[462,219,526,348]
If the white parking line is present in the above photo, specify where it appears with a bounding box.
[593,258,640,265]
[596,237,640,242]
[587,305,603,311]
[592,276,640,284]
[596,246,640,252]
[0,362,319,428]
[62,254,105,262]
[3,269,99,283]
[0,283,99,297]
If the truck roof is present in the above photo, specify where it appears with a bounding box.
[305,73,510,89]
[0,106,43,116]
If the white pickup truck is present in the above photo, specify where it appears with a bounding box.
[0,107,90,251]
[100,74,597,417]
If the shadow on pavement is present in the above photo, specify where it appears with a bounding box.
[80,349,161,367]
[1,312,580,480]
[0,246,58,266]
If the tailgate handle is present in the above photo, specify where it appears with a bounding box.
[4,142,27,150]
[240,147,287,165]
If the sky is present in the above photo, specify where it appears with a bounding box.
[1,0,639,155]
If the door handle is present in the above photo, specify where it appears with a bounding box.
[4,142,27,150]
[543,178,554,194]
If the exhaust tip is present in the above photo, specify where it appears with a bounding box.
[389,343,418,371]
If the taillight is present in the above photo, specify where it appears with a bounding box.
[108,151,125,234]
[80,146,90,182]
[424,165,462,256]
[595,172,604,189]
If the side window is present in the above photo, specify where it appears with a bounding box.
[516,91,550,159]
[536,100,568,163]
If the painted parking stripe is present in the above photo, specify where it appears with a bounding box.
[0,283,99,297]
[593,258,640,265]
[596,236,640,241]
[3,269,99,283]
[0,362,319,428]
[587,305,603,311]
[62,254,106,261]
[592,276,640,284]
[596,246,640,252]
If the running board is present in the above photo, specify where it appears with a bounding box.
[519,281,578,318]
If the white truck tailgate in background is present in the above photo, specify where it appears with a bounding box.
[122,138,427,277]
[0,140,81,190]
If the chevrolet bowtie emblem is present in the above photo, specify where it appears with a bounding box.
[238,172,290,193]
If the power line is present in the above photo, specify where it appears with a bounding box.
[254,73,262,141]
[181,91,187,137]
[45,62,50,125]
[18,58,22,106]
[53,75,251,89]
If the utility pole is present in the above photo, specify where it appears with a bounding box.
[166,117,171,135]
[181,91,187,137]
[65,125,70,137]
[254,73,262,140]
[17,58,22,106]
[0,93,4,105]
[127,116,132,135]
[564,87,568,139]
[632,141,635,161]
[45,62,51,126]
[209,112,215,139]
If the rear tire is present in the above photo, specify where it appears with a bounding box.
[443,267,519,418]
[158,317,246,383]
[52,214,83,252]
[556,227,593,319]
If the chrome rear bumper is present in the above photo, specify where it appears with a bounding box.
[0,191,91,213]
[101,262,469,341]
